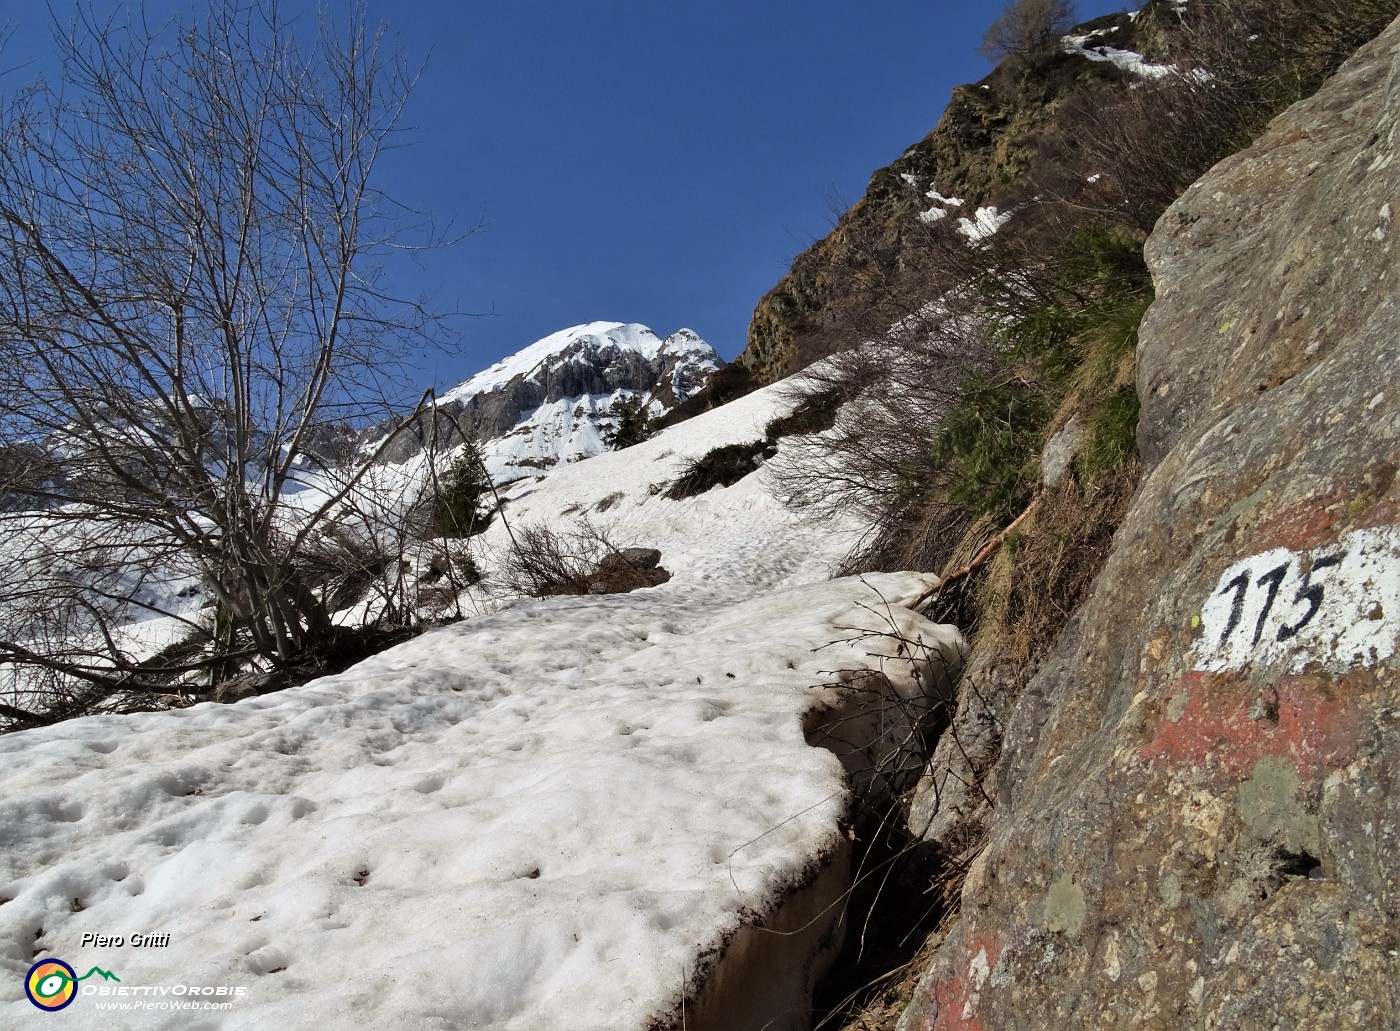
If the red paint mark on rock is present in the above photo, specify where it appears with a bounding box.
[1357,497,1400,532]
[1141,672,1363,780]
[932,933,1004,1031]
[1250,493,1346,553]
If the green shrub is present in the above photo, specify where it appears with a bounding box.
[932,373,1052,521]
[992,226,1148,373]
[929,223,1153,523]
[1081,387,1141,479]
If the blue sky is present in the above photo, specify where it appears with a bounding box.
[5,0,1128,390]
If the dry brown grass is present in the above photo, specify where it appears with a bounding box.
[969,460,1139,666]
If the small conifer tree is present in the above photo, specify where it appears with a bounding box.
[602,395,657,451]
[437,438,491,537]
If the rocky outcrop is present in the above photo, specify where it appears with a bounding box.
[901,16,1400,1029]
[737,7,1177,385]
[446,328,716,444]
[590,548,672,594]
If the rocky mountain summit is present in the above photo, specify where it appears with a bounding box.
[900,15,1400,1029]
[367,322,721,478]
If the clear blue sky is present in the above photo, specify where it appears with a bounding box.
[5,0,1128,390]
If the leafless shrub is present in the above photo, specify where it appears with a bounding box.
[980,0,1078,64]
[1064,0,1400,232]
[500,518,666,598]
[764,270,998,571]
[311,421,495,630]
[0,1,462,728]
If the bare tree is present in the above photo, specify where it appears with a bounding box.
[0,1,453,725]
[979,0,1078,63]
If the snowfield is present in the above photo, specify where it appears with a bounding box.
[0,378,962,1029]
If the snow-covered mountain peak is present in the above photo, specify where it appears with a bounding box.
[367,322,723,479]
[439,322,709,404]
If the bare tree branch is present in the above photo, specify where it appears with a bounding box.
[0,0,459,727]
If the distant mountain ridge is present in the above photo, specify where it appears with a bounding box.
[367,322,722,480]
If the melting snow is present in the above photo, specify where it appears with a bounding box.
[918,186,965,225]
[1063,33,1174,79]
[957,206,1012,243]
[0,378,962,1029]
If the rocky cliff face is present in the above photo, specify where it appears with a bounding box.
[737,7,1175,385]
[364,322,721,476]
[900,16,1400,1029]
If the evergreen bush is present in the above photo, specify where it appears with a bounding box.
[602,395,657,450]
[437,440,492,538]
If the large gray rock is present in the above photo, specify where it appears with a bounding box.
[907,646,1021,862]
[902,18,1400,1029]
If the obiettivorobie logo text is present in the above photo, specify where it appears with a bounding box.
[23,959,249,1013]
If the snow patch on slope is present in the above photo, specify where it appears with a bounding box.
[479,392,620,480]
[0,377,963,1030]
[1064,28,1174,79]
[918,185,965,225]
[957,205,1013,242]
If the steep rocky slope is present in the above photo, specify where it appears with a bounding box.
[900,16,1400,1029]
[736,6,1174,384]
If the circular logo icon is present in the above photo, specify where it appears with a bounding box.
[26,959,78,1011]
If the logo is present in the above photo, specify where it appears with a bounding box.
[25,959,120,1012]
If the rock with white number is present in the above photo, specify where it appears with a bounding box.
[903,17,1400,1030]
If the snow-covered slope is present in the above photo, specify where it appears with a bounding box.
[371,322,722,482]
[0,377,961,1030]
